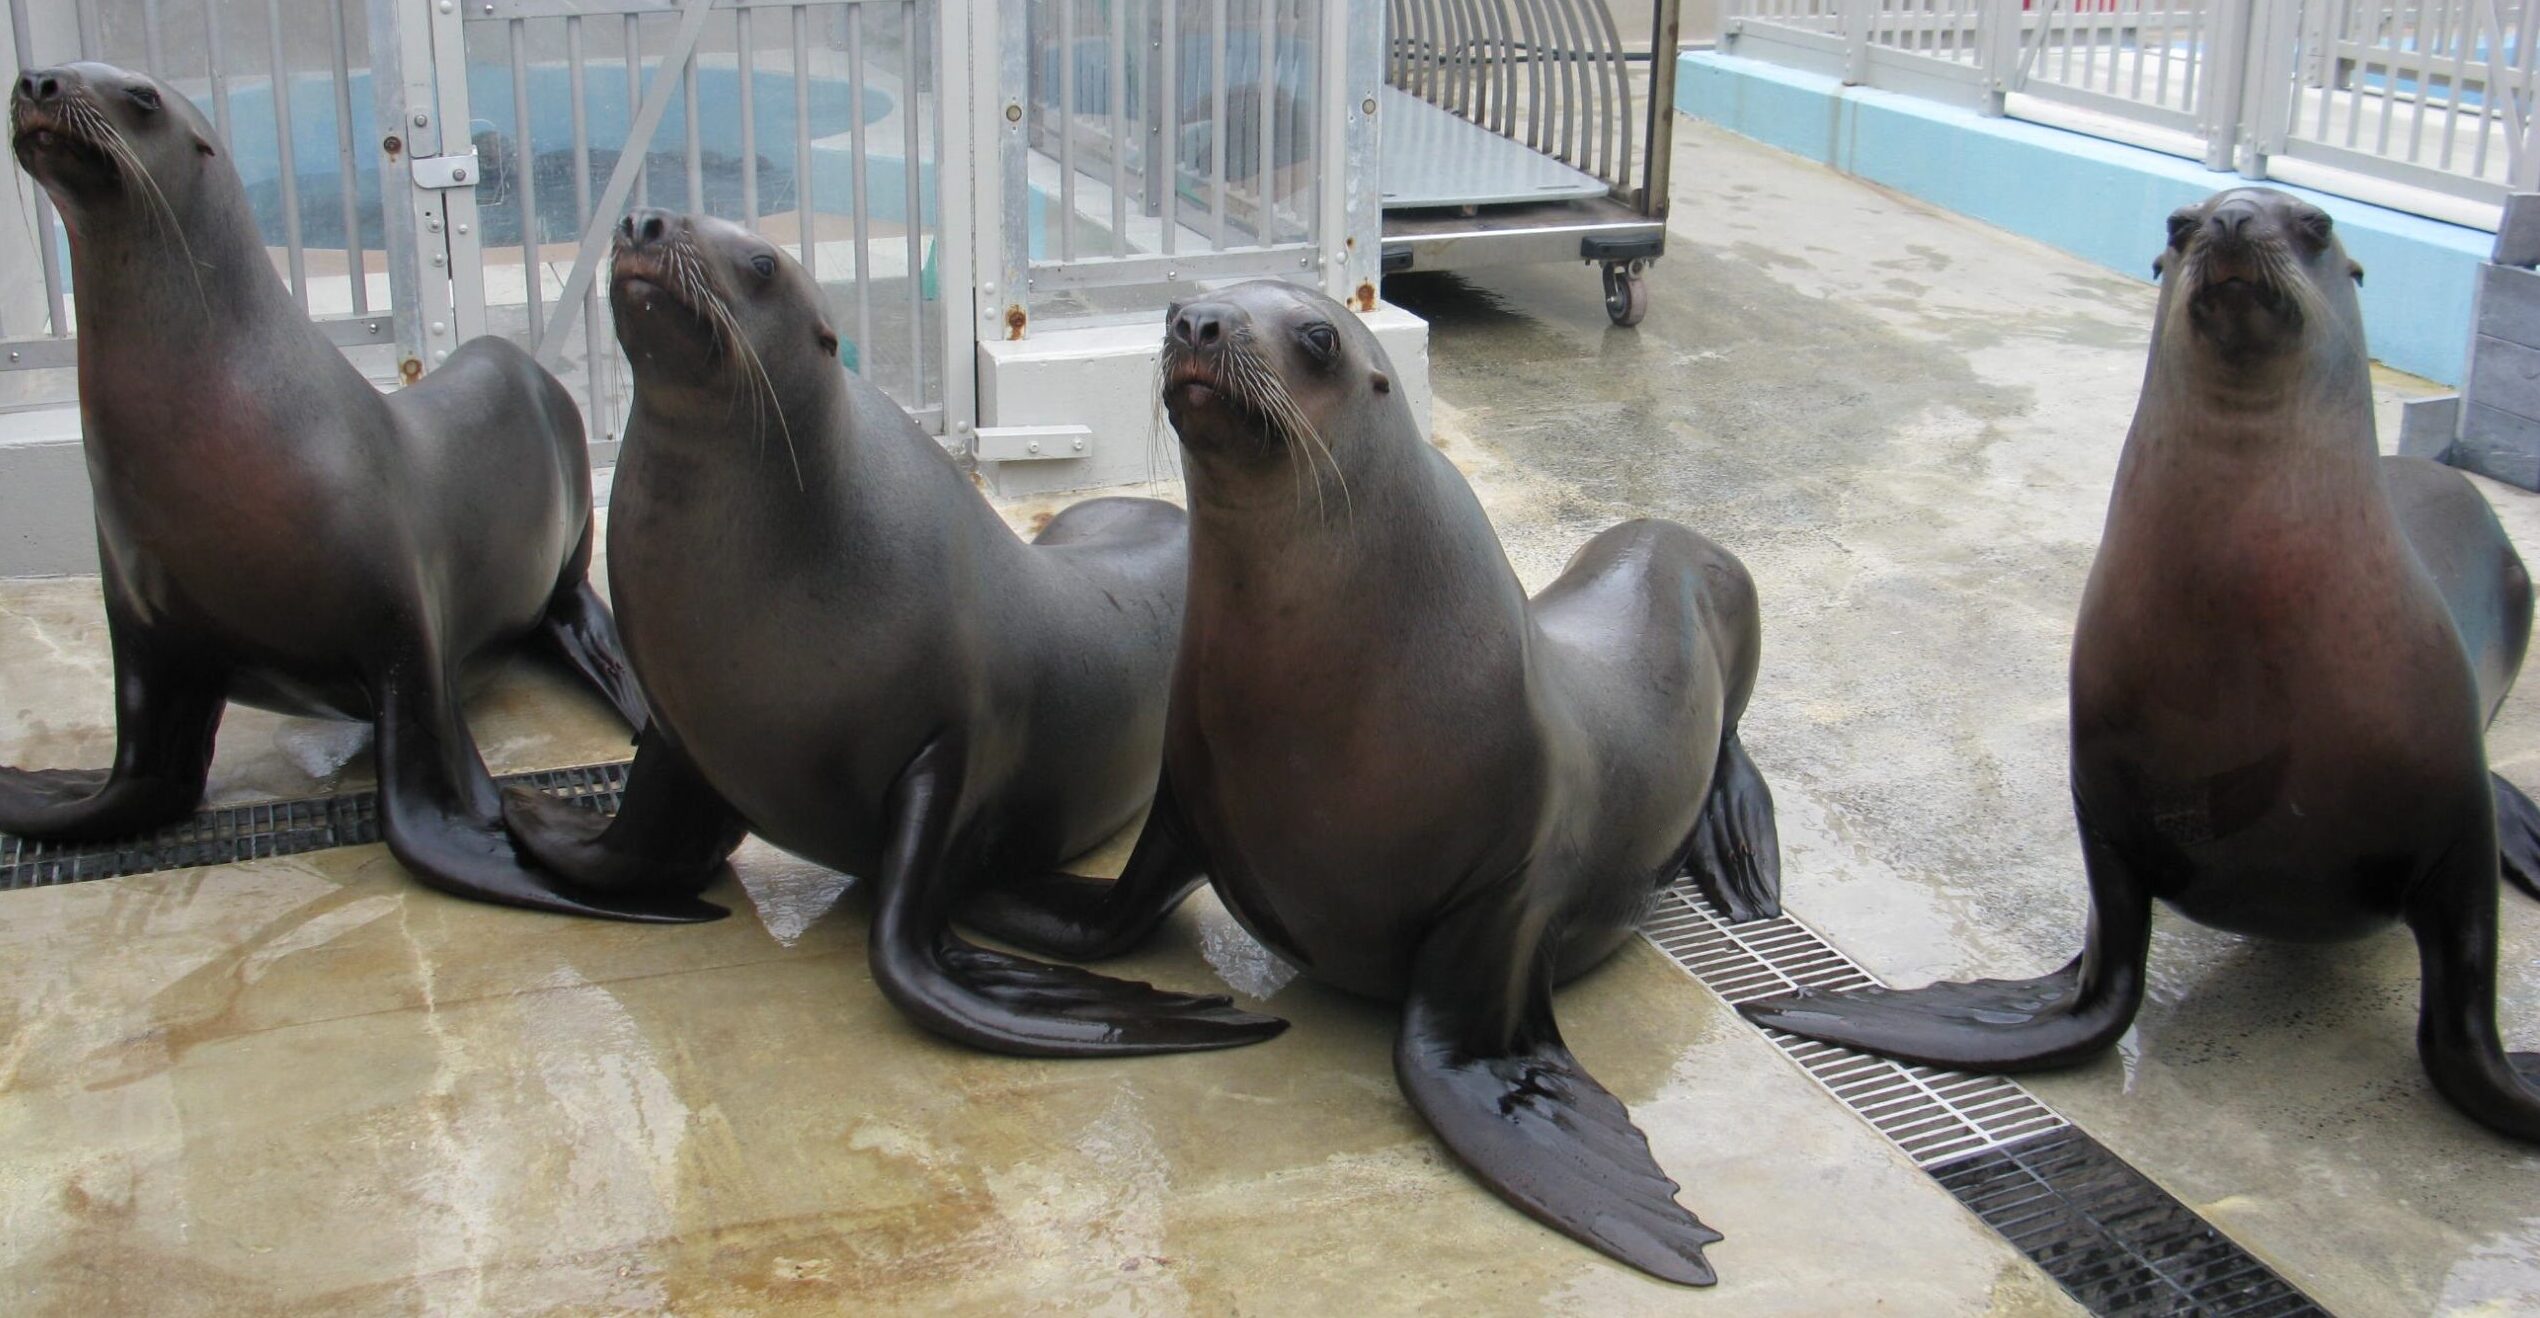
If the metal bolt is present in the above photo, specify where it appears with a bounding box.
[6,351,17,363]
[1005,102,1023,124]
[383,134,403,155]
[456,223,470,235]
[367,322,380,335]
[428,217,443,233]
[1166,269,1176,280]
[1028,440,1041,454]
[412,111,429,127]
[983,282,996,297]
[482,2,493,12]
[1072,436,1085,451]
[436,349,451,362]
[431,321,448,336]
[1362,97,1376,116]
[431,253,446,267]
[451,166,468,183]
[437,0,451,9]
[1299,256,1310,267]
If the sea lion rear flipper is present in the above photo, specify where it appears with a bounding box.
[374,647,726,924]
[960,775,1208,961]
[871,740,1286,1057]
[501,722,745,901]
[1738,814,2151,1071]
[2406,832,2540,1141]
[1395,897,1721,1286]
[0,609,225,841]
[2490,773,2540,902]
[1684,730,1782,923]
[535,578,650,733]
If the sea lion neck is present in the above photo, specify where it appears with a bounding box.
[62,153,299,354]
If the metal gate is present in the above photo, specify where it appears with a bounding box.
[374,0,966,450]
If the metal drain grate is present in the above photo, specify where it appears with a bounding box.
[1641,884,2068,1166]
[0,761,632,891]
[1930,1129,2325,1317]
[1643,882,2328,1318]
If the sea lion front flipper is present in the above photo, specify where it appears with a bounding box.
[871,739,1286,1057]
[2491,773,2540,901]
[1395,894,1721,1286]
[374,645,725,924]
[1684,730,1782,923]
[535,577,650,733]
[501,722,744,903]
[960,775,1208,961]
[0,607,225,842]
[2406,832,2540,1141]
[1738,812,2151,1071]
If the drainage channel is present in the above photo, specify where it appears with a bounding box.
[0,761,633,890]
[1643,884,2327,1317]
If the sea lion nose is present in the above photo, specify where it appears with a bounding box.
[16,69,64,104]
[2206,205,2256,244]
[1172,304,1231,348]
[620,207,676,249]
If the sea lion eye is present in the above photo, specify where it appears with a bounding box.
[2298,210,2334,247]
[1299,322,1338,363]
[127,85,161,112]
[2165,208,2197,249]
[750,253,777,278]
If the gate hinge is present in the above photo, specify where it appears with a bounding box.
[411,150,482,190]
[975,425,1092,462]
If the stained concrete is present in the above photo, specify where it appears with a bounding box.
[0,115,2532,1313]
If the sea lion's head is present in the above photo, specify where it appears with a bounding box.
[1160,280,1396,503]
[10,62,221,221]
[2153,187,2364,378]
[610,208,841,429]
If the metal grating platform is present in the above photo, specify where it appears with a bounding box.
[0,761,631,890]
[1642,882,2328,1318]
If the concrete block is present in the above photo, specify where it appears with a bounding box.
[975,298,1431,500]
[2397,394,2460,460]
[2467,333,2540,423]
[2474,263,2540,347]
[0,406,96,578]
[2453,401,2540,490]
[2494,193,2540,267]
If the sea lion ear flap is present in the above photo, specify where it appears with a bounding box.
[1371,369,1391,395]
[2152,250,2171,279]
[2349,259,2365,286]
[193,128,218,157]
[814,322,841,358]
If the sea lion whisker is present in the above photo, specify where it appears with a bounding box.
[76,101,210,319]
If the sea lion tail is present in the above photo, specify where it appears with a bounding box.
[2492,773,2540,902]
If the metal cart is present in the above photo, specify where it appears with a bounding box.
[1381,0,1680,325]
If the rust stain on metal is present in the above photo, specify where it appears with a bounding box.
[1354,281,1377,313]
[382,135,402,158]
[399,357,423,385]
[1004,305,1027,340]
[1027,510,1054,537]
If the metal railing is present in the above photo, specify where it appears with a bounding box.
[1383,0,1660,202]
[989,0,1383,333]
[413,0,951,442]
[2,0,398,395]
[1721,0,2540,228]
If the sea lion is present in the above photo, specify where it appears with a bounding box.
[1,63,699,922]
[1743,187,2540,1142]
[499,209,1283,1053]
[961,280,1783,1285]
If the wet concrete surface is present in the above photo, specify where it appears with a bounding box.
[0,116,2532,1312]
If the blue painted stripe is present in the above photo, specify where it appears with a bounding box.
[1675,51,2493,385]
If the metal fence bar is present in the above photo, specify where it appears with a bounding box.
[793,4,813,278]
[681,43,702,213]
[205,0,232,146]
[568,12,607,438]
[511,18,541,351]
[1059,0,1076,261]
[73,0,94,57]
[1161,0,1178,255]
[626,13,648,207]
[1260,0,1276,240]
[902,0,924,405]
[266,0,308,308]
[738,6,758,229]
[329,0,368,315]
[1212,0,1229,246]
[142,0,165,85]
[848,2,873,374]
[1108,0,1126,255]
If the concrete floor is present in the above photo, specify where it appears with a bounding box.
[0,117,2533,1313]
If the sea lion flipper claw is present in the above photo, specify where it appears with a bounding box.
[873,742,1285,1056]
[536,578,650,733]
[1740,818,2151,1071]
[2406,834,2540,1141]
[375,651,727,924]
[502,722,745,900]
[2490,773,2540,902]
[1396,903,1719,1287]
[961,776,1208,961]
[1684,730,1783,923]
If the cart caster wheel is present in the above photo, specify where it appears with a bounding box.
[1603,262,1649,327]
